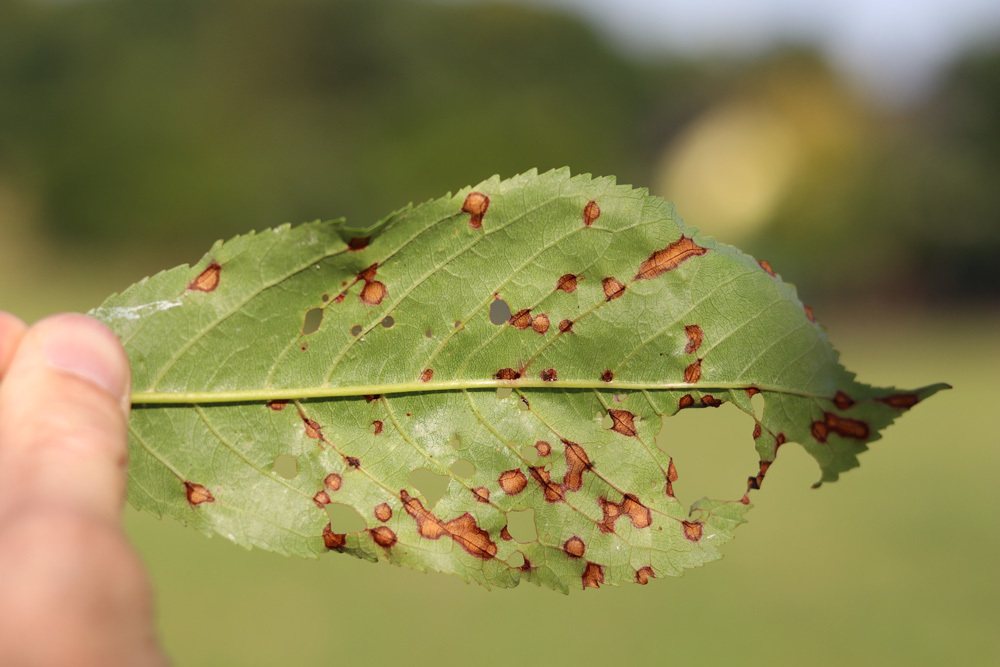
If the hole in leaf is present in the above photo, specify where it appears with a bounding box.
[489,299,511,325]
[350,324,363,336]
[506,508,537,543]
[450,459,475,478]
[407,468,450,508]
[519,445,536,461]
[272,454,298,479]
[381,315,395,329]
[507,551,526,569]
[750,392,765,419]
[325,503,366,533]
[496,387,513,400]
[302,308,323,335]
[600,413,613,429]
[656,402,758,501]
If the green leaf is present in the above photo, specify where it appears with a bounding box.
[92,169,946,592]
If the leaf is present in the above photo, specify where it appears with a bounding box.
[92,169,946,592]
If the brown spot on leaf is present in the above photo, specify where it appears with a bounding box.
[635,566,656,585]
[540,368,558,382]
[420,368,434,383]
[358,263,379,282]
[562,440,592,492]
[582,562,605,589]
[322,523,347,550]
[558,319,574,333]
[399,490,498,559]
[812,413,870,442]
[583,200,601,226]
[746,386,761,397]
[313,490,331,508]
[598,494,651,532]
[509,309,532,329]
[267,400,288,411]
[556,273,578,292]
[678,394,695,409]
[563,536,586,558]
[682,520,703,542]
[602,277,626,301]
[472,486,490,503]
[879,393,921,409]
[188,262,221,292]
[684,359,702,383]
[529,466,564,502]
[347,237,370,251]
[184,482,214,506]
[534,440,551,457]
[758,259,776,277]
[804,304,816,322]
[360,280,387,305]
[532,313,550,334]
[495,368,521,381]
[600,369,614,382]
[500,526,513,541]
[364,394,382,403]
[834,391,855,410]
[372,420,383,435]
[776,433,787,448]
[746,460,772,492]
[753,422,762,439]
[667,458,679,483]
[324,473,342,491]
[700,395,722,407]
[346,456,362,469]
[302,417,324,440]
[375,503,392,522]
[462,191,490,229]
[684,324,704,354]
[519,557,533,572]
[635,236,708,280]
[498,469,528,495]
[370,526,398,548]
[608,409,638,437]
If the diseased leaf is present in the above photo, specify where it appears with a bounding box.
[92,169,946,592]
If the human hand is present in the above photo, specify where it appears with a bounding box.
[0,313,166,666]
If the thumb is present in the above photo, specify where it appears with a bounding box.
[0,313,131,525]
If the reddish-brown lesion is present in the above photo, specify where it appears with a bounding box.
[700,395,722,407]
[509,309,532,329]
[811,412,870,442]
[346,456,362,469]
[833,391,855,410]
[495,368,521,381]
[370,526,397,548]
[472,486,490,503]
[681,520,703,542]
[399,490,498,559]
[324,472,343,491]
[745,460,772,495]
[462,191,490,229]
[635,566,656,585]
[635,236,708,280]
[312,490,331,508]
[878,393,920,409]
[266,400,288,411]
[665,458,679,497]
[531,313,550,334]
[804,304,816,322]
[188,262,221,292]
[302,417,324,440]
[498,469,528,495]
[529,466,564,502]
[608,409,638,437]
[500,526,513,541]
[184,481,215,506]
[561,440,592,492]
[374,503,392,522]
[322,523,347,550]
[683,359,702,383]
[582,562,605,589]
[758,259,776,277]
[597,493,652,533]
[558,319,574,333]
[563,536,586,558]
[600,369,614,382]
[420,368,434,383]
[678,394,694,409]
[534,440,551,457]
[372,420,384,435]
[583,200,601,226]
[602,277,626,301]
[347,237,370,251]
[684,324,704,354]
[359,280,387,305]
[556,273,579,292]
[540,368,558,382]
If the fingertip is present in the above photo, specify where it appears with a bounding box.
[0,313,28,380]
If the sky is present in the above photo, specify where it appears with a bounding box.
[468,0,1000,103]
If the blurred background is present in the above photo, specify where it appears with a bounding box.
[0,0,997,665]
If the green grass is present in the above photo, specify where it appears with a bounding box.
[3,262,995,666]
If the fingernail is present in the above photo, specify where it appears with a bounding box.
[41,316,130,405]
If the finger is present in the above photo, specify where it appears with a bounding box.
[0,312,27,380]
[0,313,131,526]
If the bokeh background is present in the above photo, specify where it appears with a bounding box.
[1,0,997,665]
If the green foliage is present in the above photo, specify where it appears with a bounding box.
[93,170,945,591]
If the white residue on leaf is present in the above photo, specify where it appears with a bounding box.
[90,299,182,322]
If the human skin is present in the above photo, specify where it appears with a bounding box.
[0,312,166,666]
